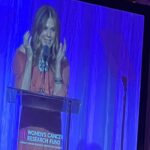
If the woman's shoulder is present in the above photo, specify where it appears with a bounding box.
[15,45,26,58]
[12,45,27,75]
[13,45,27,67]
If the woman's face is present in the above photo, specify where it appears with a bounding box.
[39,16,56,48]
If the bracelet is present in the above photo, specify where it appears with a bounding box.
[55,78,63,84]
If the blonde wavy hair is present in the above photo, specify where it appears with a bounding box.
[31,5,60,69]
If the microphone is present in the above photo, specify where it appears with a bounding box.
[42,45,50,62]
[122,76,127,92]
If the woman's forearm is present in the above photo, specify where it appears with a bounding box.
[21,57,33,90]
[53,63,64,96]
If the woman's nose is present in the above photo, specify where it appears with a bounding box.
[47,31,51,37]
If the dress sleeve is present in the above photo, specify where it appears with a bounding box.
[12,46,26,88]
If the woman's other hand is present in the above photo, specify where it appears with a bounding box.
[56,38,66,64]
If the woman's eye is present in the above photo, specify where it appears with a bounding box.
[51,28,55,32]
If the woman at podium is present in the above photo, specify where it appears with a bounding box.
[13,5,69,150]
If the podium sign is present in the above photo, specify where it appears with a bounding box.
[7,87,80,150]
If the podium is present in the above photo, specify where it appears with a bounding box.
[7,87,80,150]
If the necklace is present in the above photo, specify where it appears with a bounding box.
[38,57,49,72]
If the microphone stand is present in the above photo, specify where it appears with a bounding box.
[65,98,72,150]
[39,45,50,94]
[39,58,47,95]
[121,76,127,150]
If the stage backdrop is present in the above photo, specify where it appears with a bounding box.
[0,0,144,149]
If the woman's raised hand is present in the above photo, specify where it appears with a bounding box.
[56,38,66,64]
[23,31,33,60]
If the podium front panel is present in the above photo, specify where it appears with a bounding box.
[7,87,80,150]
